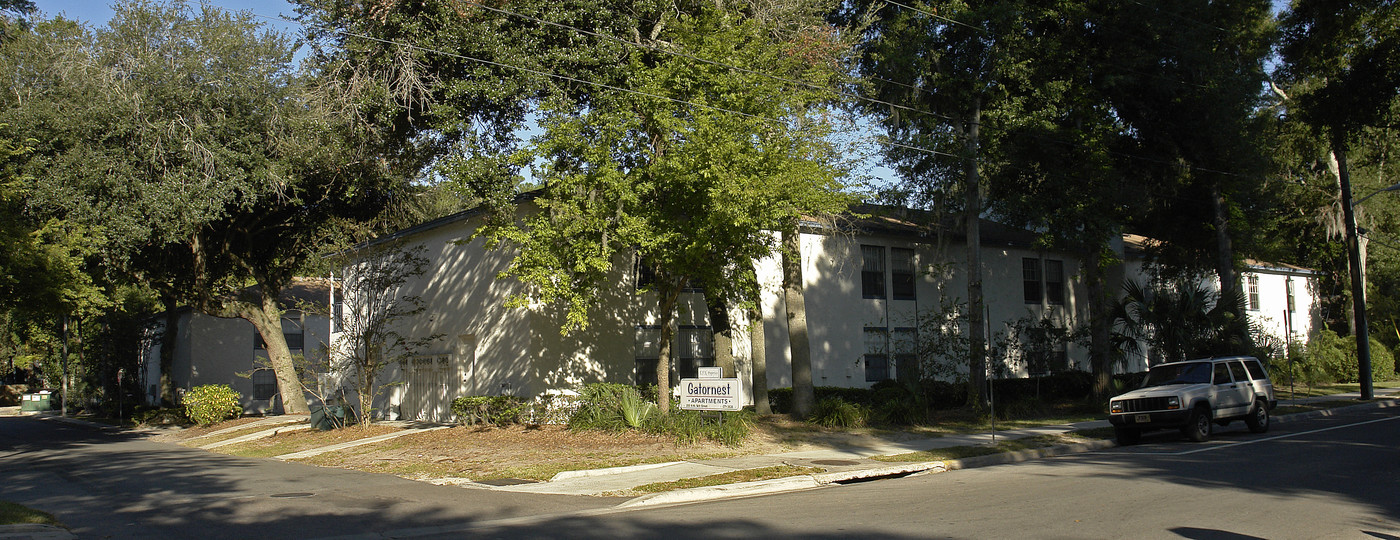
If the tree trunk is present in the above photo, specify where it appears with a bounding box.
[1210,182,1239,308]
[1085,248,1115,397]
[158,295,179,406]
[241,288,310,415]
[749,305,771,414]
[782,226,815,419]
[963,101,987,410]
[706,293,735,378]
[655,278,682,412]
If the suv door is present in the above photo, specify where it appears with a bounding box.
[1242,358,1276,407]
[1212,361,1253,418]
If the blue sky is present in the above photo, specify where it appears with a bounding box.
[29,0,895,188]
[35,1,302,33]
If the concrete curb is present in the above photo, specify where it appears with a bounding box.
[1272,396,1396,424]
[0,524,76,540]
[550,461,687,482]
[618,475,824,508]
[619,461,947,508]
[811,461,947,484]
[941,439,1119,470]
[273,426,451,460]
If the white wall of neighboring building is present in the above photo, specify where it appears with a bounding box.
[1242,265,1318,347]
[751,224,1093,390]
[324,204,1326,421]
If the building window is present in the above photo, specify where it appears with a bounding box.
[864,328,890,382]
[892,327,918,382]
[634,257,657,291]
[1044,260,1065,305]
[634,326,661,386]
[634,325,715,385]
[1246,275,1260,311]
[332,295,343,333]
[862,245,886,299]
[252,369,277,400]
[891,248,916,301]
[675,326,715,380]
[1022,258,1042,304]
[253,314,305,351]
[1023,258,1065,306]
[1286,279,1296,313]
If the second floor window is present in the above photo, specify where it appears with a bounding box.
[891,248,916,300]
[862,245,886,299]
[1023,258,1065,305]
[1023,258,1043,304]
[1045,260,1065,305]
[1246,275,1260,311]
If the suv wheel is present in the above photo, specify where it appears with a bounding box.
[1115,427,1141,445]
[1182,405,1211,442]
[1245,398,1270,433]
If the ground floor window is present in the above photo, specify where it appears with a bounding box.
[892,327,918,382]
[634,325,715,385]
[252,368,277,400]
[864,328,890,382]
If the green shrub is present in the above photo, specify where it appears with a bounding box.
[183,385,243,426]
[617,388,657,428]
[810,397,867,428]
[451,396,526,426]
[767,386,876,414]
[567,383,752,446]
[649,408,754,446]
[1302,330,1396,384]
[132,406,188,426]
[567,383,638,431]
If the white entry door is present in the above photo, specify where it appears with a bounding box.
[406,355,451,422]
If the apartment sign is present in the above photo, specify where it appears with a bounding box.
[678,378,742,411]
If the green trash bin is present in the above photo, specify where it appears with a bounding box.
[20,391,55,412]
[309,405,351,430]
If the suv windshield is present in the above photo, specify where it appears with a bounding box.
[1143,362,1212,387]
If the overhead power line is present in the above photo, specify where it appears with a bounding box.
[237,2,1264,181]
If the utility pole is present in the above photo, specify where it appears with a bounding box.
[1340,160,1400,401]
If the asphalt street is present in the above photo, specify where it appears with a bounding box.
[421,404,1400,540]
[0,417,618,539]
[4,404,1397,539]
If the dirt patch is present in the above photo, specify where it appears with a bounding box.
[296,423,792,482]
[154,414,1011,485]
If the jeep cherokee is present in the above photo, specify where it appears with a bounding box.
[1108,356,1277,444]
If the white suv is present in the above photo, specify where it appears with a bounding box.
[1108,356,1277,444]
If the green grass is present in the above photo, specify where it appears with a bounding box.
[0,501,60,527]
[1274,381,1400,400]
[1272,399,1387,416]
[628,466,826,494]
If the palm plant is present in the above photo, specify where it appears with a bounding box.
[1113,279,1255,365]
